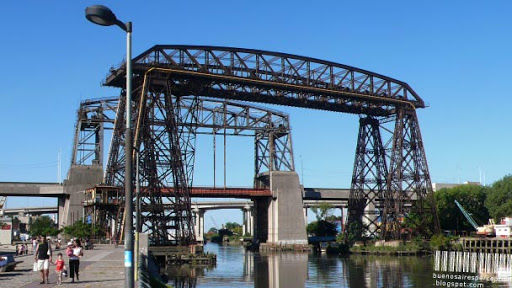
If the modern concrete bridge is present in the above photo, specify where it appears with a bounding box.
[190,197,347,243]
[2,206,58,216]
[0,180,351,244]
[0,182,64,197]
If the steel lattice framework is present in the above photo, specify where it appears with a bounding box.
[72,95,294,244]
[71,98,118,166]
[349,117,388,238]
[100,44,438,241]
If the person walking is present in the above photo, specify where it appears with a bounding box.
[32,237,38,254]
[53,252,66,285]
[68,239,83,283]
[34,236,52,284]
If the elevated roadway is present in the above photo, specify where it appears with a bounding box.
[0,182,64,197]
[2,207,58,216]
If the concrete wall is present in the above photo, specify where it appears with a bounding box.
[266,171,307,245]
[59,165,103,228]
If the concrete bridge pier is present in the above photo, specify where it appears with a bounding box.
[193,208,205,243]
[255,171,308,247]
[363,199,377,237]
[242,205,253,237]
[59,165,103,229]
[303,207,308,226]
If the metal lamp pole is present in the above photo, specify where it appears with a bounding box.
[85,5,134,288]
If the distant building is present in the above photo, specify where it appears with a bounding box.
[432,181,481,192]
[0,217,13,245]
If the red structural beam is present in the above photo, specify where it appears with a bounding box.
[160,187,271,198]
[91,185,272,199]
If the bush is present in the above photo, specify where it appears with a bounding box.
[307,220,337,237]
[62,220,100,239]
[430,234,454,250]
[30,216,60,237]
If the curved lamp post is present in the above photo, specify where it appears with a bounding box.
[85,5,134,288]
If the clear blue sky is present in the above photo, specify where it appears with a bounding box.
[2,1,512,228]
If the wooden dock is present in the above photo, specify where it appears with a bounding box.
[149,245,216,266]
[461,237,512,253]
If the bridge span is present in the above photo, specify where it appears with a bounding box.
[0,182,63,197]
[2,207,58,216]
[189,198,347,243]
[1,180,400,244]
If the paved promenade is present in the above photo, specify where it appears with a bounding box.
[0,246,125,288]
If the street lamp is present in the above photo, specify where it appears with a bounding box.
[85,5,134,288]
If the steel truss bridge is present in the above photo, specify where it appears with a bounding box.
[75,44,438,245]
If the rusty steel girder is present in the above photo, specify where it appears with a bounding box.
[99,44,438,242]
[104,45,424,116]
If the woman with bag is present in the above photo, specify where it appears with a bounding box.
[68,239,83,283]
[34,236,52,284]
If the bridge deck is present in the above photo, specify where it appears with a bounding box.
[0,182,64,197]
[134,187,272,198]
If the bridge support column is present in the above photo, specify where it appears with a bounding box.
[242,205,253,237]
[260,171,308,246]
[193,209,205,243]
[303,207,308,226]
[60,165,103,229]
[363,201,377,237]
[250,208,254,237]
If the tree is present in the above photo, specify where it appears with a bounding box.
[307,220,337,237]
[30,216,60,237]
[225,222,241,230]
[62,220,100,239]
[225,222,242,235]
[486,175,512,220]
[435,184,489,232]
[311,203,333,221]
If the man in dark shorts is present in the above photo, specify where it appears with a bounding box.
[34,236,52,284]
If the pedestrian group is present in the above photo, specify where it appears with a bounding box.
[31,235,84,285]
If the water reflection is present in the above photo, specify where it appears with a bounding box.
[434,251,512,287]
[255,252,308,287]
[343,255,434,287]
[165,264,214,288]
[166,243,441,287]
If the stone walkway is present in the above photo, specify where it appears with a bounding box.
[0,246,125,288]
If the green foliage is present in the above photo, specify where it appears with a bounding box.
[435,184,489,231]
[404,208,436,238]
[345,221,363,244]
[225,222,242,236]
[207,227,218,234]
[307,220,337,237]
[334,234,351,254]
[12,217,20,228]
[311,203,333,221]
[224,222,241,230]
[62,220,100,239]
[30,216,60,237]
[350,240,430,253]
[430,234,455,250]
[485,175,512,220]
[210,228,234,243]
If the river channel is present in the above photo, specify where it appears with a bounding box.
[166,243,512,287]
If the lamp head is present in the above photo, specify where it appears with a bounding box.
[85,5,129,31]
[85,5,117,26]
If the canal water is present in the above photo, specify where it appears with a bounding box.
[166,243,512,287]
